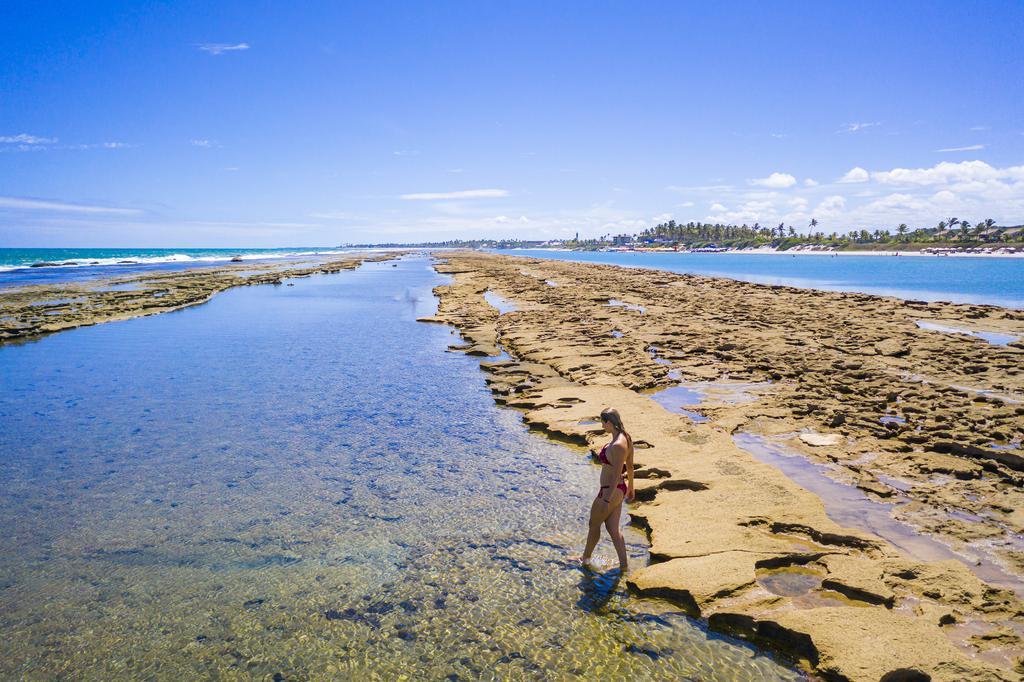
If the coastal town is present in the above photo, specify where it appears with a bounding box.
[350,219,1024,256]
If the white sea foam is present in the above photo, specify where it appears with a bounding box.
[2,249,356,272]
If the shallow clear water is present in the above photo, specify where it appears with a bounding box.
[733,433,1023,596]
[495,249,1024,308]
[483,290,517,315]
[0,257,798,680]
[914,320,1019,345]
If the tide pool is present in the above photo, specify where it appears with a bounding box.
[0,256,797,679]
[495,250,1024,308]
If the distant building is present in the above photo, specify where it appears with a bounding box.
[612,234,632,246]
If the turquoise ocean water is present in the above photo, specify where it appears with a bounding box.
[0,247,355,288]
[495,249,1024,309]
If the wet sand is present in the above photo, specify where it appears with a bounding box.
[0,253,402,345]
[423,251,1024,680]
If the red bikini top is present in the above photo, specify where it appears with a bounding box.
[597,443,626,472]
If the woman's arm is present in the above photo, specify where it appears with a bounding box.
[625,438,635,501]
[606,441,628,497]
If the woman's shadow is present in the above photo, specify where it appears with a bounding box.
[576,566,623,612]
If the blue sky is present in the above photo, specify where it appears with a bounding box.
[1,1,1022,246]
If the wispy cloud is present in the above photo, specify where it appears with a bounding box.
[197,42,250,55]
[308,211,361,220]
[67,141,132,150]
[838,122,880,133]
[666,184,734,193]
[392,149,419,157]
[935,144,985,153]
[0,133,57,144]
[191,139,214,147]
[0,135,131,152]
[401,189,508,201]
[0,196,143,215]
[749,172,797,188]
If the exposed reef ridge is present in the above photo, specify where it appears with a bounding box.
[422,251,1024,681]
[0,253,402,345]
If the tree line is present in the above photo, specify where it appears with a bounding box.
[633,217,1019,248]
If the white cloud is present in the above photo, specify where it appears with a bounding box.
[969,126,988,131]
[0,133,57,144]
[838,122,880,133]
[935,144,985,153]
[871,160,1017,186]
[709,202,728,212]
[839,167,870,183]
[392,149,419,156]
[676,201,695,208]
[401,189,508,201]
[814,195,846,219]
[198,42,250,55]
[447,168,465,174]
[191,139,213,147]
[804,178,819,187]
[749,172,797,188]
[0,196,142,215]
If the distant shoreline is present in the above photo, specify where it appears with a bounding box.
[498,246,1024,259]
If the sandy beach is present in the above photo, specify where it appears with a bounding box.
[422,251,1024,680]
[726,247,1024,258]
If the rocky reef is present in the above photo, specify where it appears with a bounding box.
[0,254,401,345]
[422,251,1024,681]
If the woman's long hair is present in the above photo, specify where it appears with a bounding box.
[600,407,634,470]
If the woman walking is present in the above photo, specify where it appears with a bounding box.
[579,408,634,572]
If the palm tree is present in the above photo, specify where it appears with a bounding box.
[809,218,818,231]
[897,223,908,242]
[959,220,971,240]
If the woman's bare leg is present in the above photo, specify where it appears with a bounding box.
[604,500,627,572]
[581,489,624,564]
[580,497,607,563]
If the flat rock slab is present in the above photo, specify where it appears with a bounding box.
[799,433,842,447]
